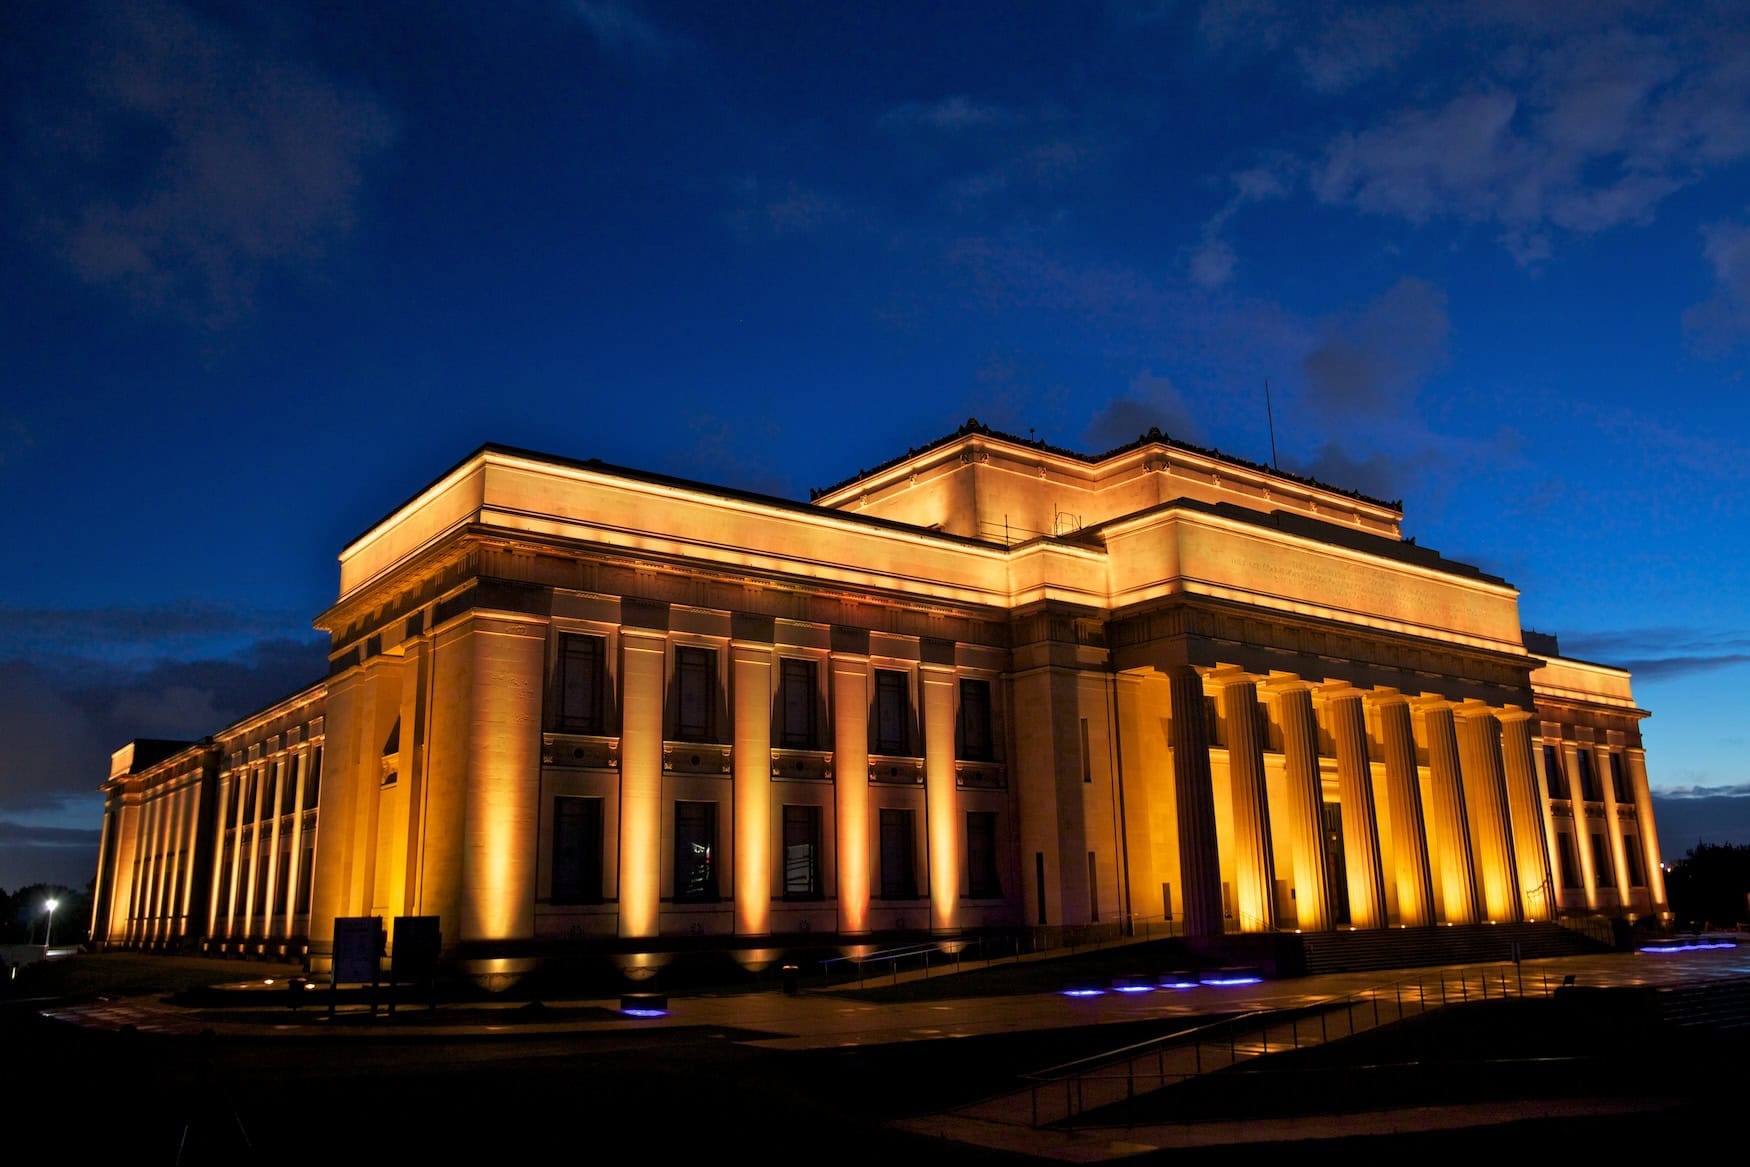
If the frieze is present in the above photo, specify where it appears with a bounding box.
[955,761,1008,790]
[662,741,732,775]
[869,755,925,785]
[542,734,621,770]
[771,749,832,782]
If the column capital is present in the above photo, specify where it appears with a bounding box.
[1495,705,1536,724]
[729,639,774,661]
[1364,687,1413,709]
[1207,665,1264,688]
[918,659,957,676]
[1257,671,1313,696]
[1451,698,1497,722]
[1313,680,1365,707]
[1410,693,1455,714]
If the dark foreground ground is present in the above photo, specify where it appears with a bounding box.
[2,953,1741,1163]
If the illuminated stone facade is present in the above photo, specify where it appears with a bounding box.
[91,422,1669,968]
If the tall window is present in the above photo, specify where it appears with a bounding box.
[1576,749,1601,801]
[1543,745,1570,799]
[1609,753,1631,802]
[1590,832,1614,887]
[879,808,917,899]
[674,646,715,742]
[306,746,322,810]
[552,796,605,903]
[281,755,299,815]
[873,670,909,755]
[1557,832,1583,889]
[958,679,994,761]
[782,804,821,898]
[778,658,819,748]
[295,842,314,914]
[557,633,607,733]
[967,811,1000,898]
[1623,834,1648,888]
[674,801,718,901]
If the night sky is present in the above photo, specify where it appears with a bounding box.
[4,2,1749,891]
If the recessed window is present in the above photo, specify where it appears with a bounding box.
[1623,834,1648,888]
[557,633,607,734]
[782,804,821,899]
[552,796,604,904]
[674,646,716,743]
[958,679,994,761]
[967,811,1000,898]
[873,669,909,755]
[1590,832,1614,887]
[1575,750,1601,801]
[1608,753,1631,803]
[674,800,718,901]
[778,658,819,749]
[879,808,917,899]
[1557,832,1583,890]
[1543,745,1570,799]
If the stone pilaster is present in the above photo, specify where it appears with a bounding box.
[1217,674,1275,932]
[1323,689,1387,930]
[1373,694,1435,927]
[832,651,871,934]
[618,627,667,938]
[921,662,960,934]
[731,639,773,936]
[1625,749,1669,913]
[1166,666,1223,938]
[1272,683,1331,932]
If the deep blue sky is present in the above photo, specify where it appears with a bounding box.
[4,1,1749,890]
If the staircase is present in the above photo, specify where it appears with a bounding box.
[1299,921,1607,975]
[1657,979,1750,1033]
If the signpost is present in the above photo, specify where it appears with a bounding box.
[388,916,442,1012]
[329,916,384,1017]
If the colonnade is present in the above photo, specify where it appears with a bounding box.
[97,765,208,947]
[1155,666,1565,936]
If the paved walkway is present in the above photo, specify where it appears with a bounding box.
[37,945,1746,1158]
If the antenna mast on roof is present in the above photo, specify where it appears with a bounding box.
[1264,378,1280,471]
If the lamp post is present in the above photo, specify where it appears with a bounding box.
[43,898,58,951]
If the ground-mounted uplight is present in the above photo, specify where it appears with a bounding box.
[1158,972,1201,989]
[1111,974,1155,994]
[1199,966,1265,987]
[620,991,669,1017]
[1638,940,1737,954]
[1059,986,1106,998]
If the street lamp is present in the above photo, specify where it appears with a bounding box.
[43,898,58,950]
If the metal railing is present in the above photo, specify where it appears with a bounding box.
[818,936,1023,988]
[1011,962,1561,1128]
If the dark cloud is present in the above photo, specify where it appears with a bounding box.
[1284,442,1415,501]
[1084,371,1203,452]
[0,601,315,662]
[1300,278,1449,415]
[0,635,327,816]
[1653,790,1750,859]
[9,0,395,327]
[1560,628,1750,678]
[0,821,103,894]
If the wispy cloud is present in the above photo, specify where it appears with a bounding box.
[1685,215,1750,352]
[572,0,682,59]
[878,96,1016,134]
[11,2,395,328]
[1560,628,1750,679]
[1084,370,1203,451]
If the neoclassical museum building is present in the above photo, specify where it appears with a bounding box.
[90,422,1669,975]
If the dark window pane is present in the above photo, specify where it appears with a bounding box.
[674,801,718,901]
[874,670,909,755]
[1576,750,1600,801]
[958,679,993,761]
[1609,753,1631,802]
[1623,834,1647,888]
[1590,833,1614,887]
[558,634,606,733]
[782,804,821,898]
[296,845,314,914]
[1543,745,1569,799]
[779,658,818,748]
[1558,833,1583,889]
[306,747,322,809]
[552,796,605,903]
[967,811,1000,898]
[281,756,299,815]
[879,808,916,899]
[675,646,715,742]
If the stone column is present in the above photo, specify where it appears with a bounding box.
[1565,744,1602,910]
[1499,712,1556,921]
[204,776,230,939]
[225,760,251,939]
[1272,683,1331,932]
[178,779,203,938]
[1218,674,1275,932]
[921,662,960,935]
[1531,734,1566,912]
[90,802,116,945]
[1166,666,1223,938]
[832,651,871,935]
[1455,707,1522,922]
[731,639,773,936]
[1112,674,1162,920]
[1373,694,1435,927]
[140,792,164,944]
[261,758,287,938]
[1417,701,1480,925]
[619,627,667,939]
[1323,689,1387,930]
[1625,749,1669,913]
